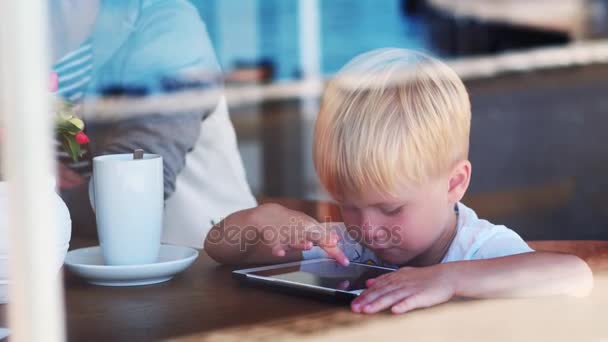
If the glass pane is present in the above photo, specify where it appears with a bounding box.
[1,0,603,339]
[46,0,608,247]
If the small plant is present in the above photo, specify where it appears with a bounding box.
[50,72,89,161]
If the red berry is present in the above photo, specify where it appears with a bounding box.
[75,132,89,145]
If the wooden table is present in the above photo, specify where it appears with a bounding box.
[3,198,608,341]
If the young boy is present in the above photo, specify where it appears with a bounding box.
[204,48,593,314]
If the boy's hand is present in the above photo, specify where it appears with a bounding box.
[351,264,456,314]
[206,203,350,266]
[264,216,350,266]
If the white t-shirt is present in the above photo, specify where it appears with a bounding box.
[302,202,534,268]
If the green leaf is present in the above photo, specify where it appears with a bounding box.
[67,117,84,130]
[56,119,82,135]
[61,135,82,162]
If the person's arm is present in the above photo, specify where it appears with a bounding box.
[351,252,593,314]
[88,0,220,198]
[86,112,202,199]
[61,1,218,238]
[204,203,349,266]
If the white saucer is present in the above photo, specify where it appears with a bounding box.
[64,244,199,286]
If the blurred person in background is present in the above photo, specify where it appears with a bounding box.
[52,0,256,248]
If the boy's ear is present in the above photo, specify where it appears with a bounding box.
[447,160,471,203]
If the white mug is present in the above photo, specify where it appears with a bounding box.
[91,153,163,265]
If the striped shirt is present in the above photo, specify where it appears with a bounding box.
[53,39,93,175]
[52,39,93,103]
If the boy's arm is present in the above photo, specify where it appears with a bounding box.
[352,252,593,314]
[204,203,348,266]
[451,251,593,298]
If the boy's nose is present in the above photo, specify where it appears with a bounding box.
[360,224,394,247]
[359,222,382,242]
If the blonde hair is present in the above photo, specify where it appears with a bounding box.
[314,48,471,199]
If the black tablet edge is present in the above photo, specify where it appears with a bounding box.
[233,272,357,303]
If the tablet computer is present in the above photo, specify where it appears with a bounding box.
[233,259,394,301]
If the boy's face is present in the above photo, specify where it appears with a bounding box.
[339,176,455,266]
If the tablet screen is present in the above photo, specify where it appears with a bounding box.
[249,260,394,291]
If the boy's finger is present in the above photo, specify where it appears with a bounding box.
[337,280,351,290]
[288,240,313,250]
[391,292,429,314]
[322,245,349,266]
[354,283,400,304]
[361,288,414,314]
[271,244,286,257]
[305,229,339,247]
[352,284,408,312]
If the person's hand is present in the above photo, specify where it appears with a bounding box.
[57,162,85,190]
[351,264,457,314]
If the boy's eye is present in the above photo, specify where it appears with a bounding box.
[382,206,404,216]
